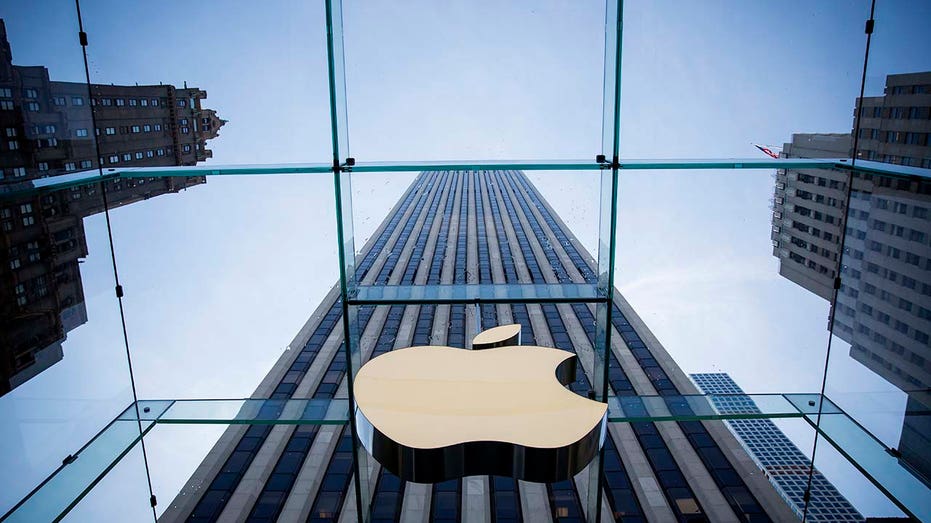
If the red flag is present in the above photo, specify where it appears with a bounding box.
[754,144,779,159]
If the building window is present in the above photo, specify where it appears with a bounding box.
[0,88,11,97]
[76,128,88,137]
[53,96,66,106]
[25,102,40,111]
[143,124,151,132]
[156,148,165,156]
[892,107,905,119]
[151,98,159,106]
[64,162,77,171]
[100,98,112,106]
[131,125,140,133]
[23,88,38,98]
[80,160,92,168]
[37,162,49,171]
[906,132,927,146]
[182,144,191,152]
[135,152,143,160]
[154,124,162,131]
[22,216,34,227]
[12,167,25,177]
[122,153,131,161]
[178,99,186,107]
[105,127,116,135]
[109,155,119,164]
[140,98,148,107]
[115,98,125,106]
[0,100,13,110]
[146,150,154,158]
[43,124,56,134]
[180,118,188,125]
[3,128,14,138]
[181,126,189,134]
[7,140,18,150]
[72,96,84,106]
[129,98,138,106]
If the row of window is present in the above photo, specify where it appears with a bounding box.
[859,105,931,120]
[857,128,930,146]
[890,84,930,95]
[859,151,931,168]
[92,96,163,108]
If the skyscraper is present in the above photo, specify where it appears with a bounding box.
[163,170,795,522]
[0,18,225,394]
[769,72,931,486]
[690,373,863,522]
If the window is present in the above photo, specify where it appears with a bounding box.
[122,153,131,161]
[906,132,927,146]
[72,96,84,106]
[131,125,140,133]
[4,128,15,137]
[182,144,191,152]
[146,150,154,158]
[64,162,76,171]
[37,162,49,171]
[23,88,38,98]
[135,152,143,160]
[154,124,162,131]
[42,138,58,147]
[181,126,190,134]
[178,99,187,107]
[129,98,137,106]
[25,102,39,111]
[9,258,20,270]
[892,107,905,119]
[80,160,92,169]
[22,216,34,227]
[100,98,112,106]
[105,127,116,135]
[0,101,14,110]
[156,148,165,156]
[43,125,56,134]
[7,140,18,150]
[75,128,88,137]
[20,203,32,213]
[109,155,119,164]
[115,98,125,106]
[151,98,159,106]
[11,167,25,177]
[0,88,11,97]
[143,124,151,132]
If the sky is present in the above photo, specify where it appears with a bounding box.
[1,0,930,520]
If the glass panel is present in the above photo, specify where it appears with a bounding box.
[1,418,153,523]
[811,412,929,521]
[608,393,813,422]
[353,283,602,304]
[0,3,141,514]
[341,4,603,162]
[60,445,152,522]
[620,0,871,159]
[147,399,349,425]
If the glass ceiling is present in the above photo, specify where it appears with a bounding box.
[1,1,930,522]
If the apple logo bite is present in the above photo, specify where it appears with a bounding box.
[354,324,608,483]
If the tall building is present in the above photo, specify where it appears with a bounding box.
[770,72,931,487]
[162,170,796,522]
[0,18,225,394]
[690,373,863,522]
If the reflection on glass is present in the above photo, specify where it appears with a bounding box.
[771,70,931,488]
[0,18,225,395]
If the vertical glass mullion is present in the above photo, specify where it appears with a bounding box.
[589,0,622,519]
[325,0,369,520]
[601,0,622,161]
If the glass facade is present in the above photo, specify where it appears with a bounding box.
[0,1,929,522]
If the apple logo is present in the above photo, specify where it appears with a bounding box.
[354,324,607,483]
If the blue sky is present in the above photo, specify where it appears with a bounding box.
[1,0,930,520]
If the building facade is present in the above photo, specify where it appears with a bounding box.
[163,170,796,522]
[769,72,931,488]
[0,18,225,394]
[690,373,863,522]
